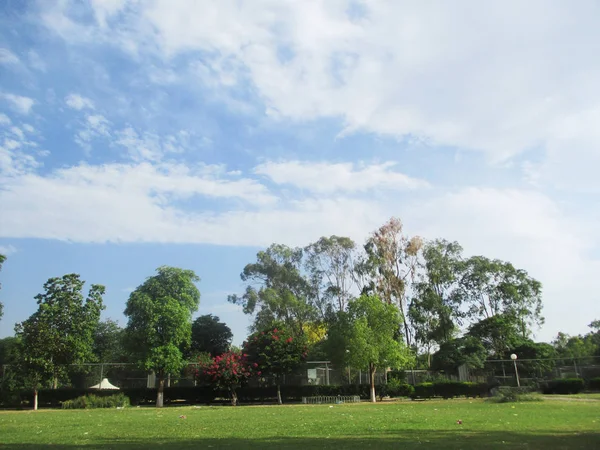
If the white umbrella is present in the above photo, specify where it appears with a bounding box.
[89,378,120,390]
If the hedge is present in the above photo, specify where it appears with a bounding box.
[541,378,585,395]
[589,377,600,392]
[411,381,491,399]
[2,383,418,408]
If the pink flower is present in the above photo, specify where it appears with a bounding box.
[286,337,293,343]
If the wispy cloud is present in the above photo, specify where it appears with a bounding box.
[1,93,35,115]
[65,93,95,110]
[0,48,19,65]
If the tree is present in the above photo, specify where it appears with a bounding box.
[228,244,316,335]
[0,253,6,322]
[466,314,527,358]
[410,239,464,363]
[431,336,487,373]
[458,256,543,336]
[360,217,423,347]
[197,350,253,406]
[93,319,127,363]
[124,266,200,408]
[190,314,233,357]
[304,236,356,317]
[242,322,308,405]
[327,295,413,402]
[15,274,105,409]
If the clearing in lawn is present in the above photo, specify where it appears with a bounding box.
[0,399,598,449]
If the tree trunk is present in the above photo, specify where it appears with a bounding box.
[52,376,58,390]
[276,383,282,405]
[369,363,377,403]
[156,375,165,408]
[33,389,38,411]
[230,389,238,407]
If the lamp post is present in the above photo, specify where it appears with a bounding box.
[510,353,520,387]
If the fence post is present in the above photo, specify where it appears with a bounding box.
[99,363,104,388]
[325,362,330,386]
[573,359,578,377]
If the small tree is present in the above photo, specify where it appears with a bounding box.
[190,314,233,357]
[197,350,252,406]
[15,274,105,409]
[243,323,308,405]
[328,295,413,402]
[124,266,200,407]
[0,253,6,322]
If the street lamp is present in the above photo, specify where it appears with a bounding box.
[510,354,520,387]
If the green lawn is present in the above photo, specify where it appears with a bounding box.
[0,399,599,449]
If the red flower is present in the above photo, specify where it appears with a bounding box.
[257,371,262,376]
[253,363,258,368]
[286,337,293,343]
[273,335,279,341]
[273,328,278,333]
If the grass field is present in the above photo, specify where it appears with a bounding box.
[1,399,599,449]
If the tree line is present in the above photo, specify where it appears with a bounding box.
[0,216,599,407]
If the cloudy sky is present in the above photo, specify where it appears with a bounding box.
[1,0,598,345]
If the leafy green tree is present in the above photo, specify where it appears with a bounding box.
[431,336,487,373]
[466,314,527,358]
[458,256,543,336]
[304,236,356,317]
[124,266,200,407]
[0,253,6,322]
[15,274,105,409]
[242,322,308,405]
[503,340,557,377]
[93,319,127,363]
[410,239,464,363]
[359,217,423,347]
[327,295,414,402]
[190,314,233,357]
[228,244,316,335]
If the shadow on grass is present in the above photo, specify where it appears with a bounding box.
[1,430,599,450]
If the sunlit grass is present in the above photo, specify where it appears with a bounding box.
[0,399,598,449]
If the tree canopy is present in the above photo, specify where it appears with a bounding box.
[190,314,233,357]
[124,266,200,407]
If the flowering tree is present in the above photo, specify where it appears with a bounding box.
[243,323,308,404]
[197,350,252,406]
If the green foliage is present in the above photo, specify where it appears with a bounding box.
[304,235,356,318]
[431,336,487,373]
[61,392,130,409]
[228,244,316,334]
[467,314,529,358]
[378,379,414,398]
[542,378,585,395]
[124,266,200,406]
[328,295,414,373]
[410,239,463,352]
[14,274,105,392]
[488,388,543,403]
[243,323,308,383]
[190,314,233,357]
[589,377,600,391]
[93,319,127,363]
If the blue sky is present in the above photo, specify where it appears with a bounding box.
[1,1,599,345]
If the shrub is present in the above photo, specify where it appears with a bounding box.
[588,377,600,392]
[62,393,130,409]
[542,378,585,395]
[380,379,414,398]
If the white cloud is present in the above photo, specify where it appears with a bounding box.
[0,114,11,126]
[115,127,190,162]
[0,244,17,255]
[74,114,111,150]
[255,160,429,193]
[27,50,46,72]
[38,0,600,192]
[1,93,35,115]
[0,48,19,65]
[65,93,95,110]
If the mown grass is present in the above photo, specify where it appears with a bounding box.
[0,399,598,449]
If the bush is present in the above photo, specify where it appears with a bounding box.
[62,393,130,409]
[542,378,585,395]
[488,388,543,403]
[588,377,600,392]
[380,379,414,398]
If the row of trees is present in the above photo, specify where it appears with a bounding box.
[0,216,598,407]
